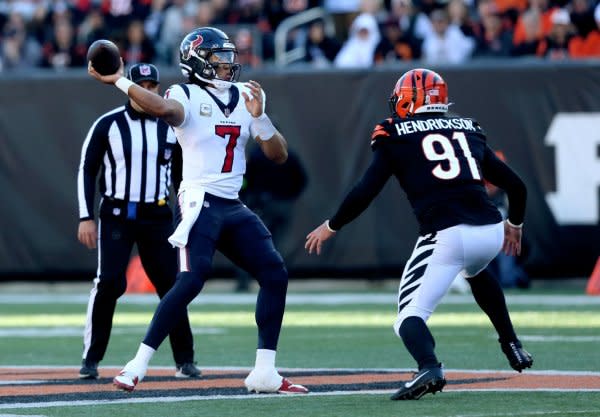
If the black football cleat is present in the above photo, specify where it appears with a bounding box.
[391,365,446,400]
[501,340,533,372]
[79,359,99,379]
[175,362,201,378]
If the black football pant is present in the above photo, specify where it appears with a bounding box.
[82,199,194,365]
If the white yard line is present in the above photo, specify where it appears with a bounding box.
[1,388,600,410]
[0,293,599,305]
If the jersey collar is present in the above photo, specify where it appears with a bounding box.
[202,85,239,118]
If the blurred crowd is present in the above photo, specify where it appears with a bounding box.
[1,0,599,72]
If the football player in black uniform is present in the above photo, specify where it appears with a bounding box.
[306,68,533,400]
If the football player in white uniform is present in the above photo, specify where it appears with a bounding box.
[89,27,308,395]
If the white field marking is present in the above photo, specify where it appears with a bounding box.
[0,414,47,417]
[0,327,223,338]
[1,367,599,410]
[1,388,600,410]
[1,366,600,377]
[0,380,46,385]
[453,410,600,417]
[519,335,600,342]
[0,293,599,305]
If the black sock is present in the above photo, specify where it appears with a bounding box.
[399,316,439,369]
[467,269,517,344]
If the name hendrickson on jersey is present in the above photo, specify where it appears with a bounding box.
[394,117,480,136]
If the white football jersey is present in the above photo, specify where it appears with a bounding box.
[165,82,264,199]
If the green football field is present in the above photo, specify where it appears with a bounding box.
[1,280,599,417]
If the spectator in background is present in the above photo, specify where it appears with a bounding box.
[570,2,600,57]
[334,12,381,67]
[537,8,576,59]
[569,0,596,39]
[472,7,513,57]
[360,0,387,23]
[41,18,86,69]
[511,8,542,56]
[77,6,108,47]
[512,0,557,47]
[421,8,474,64]
[156,0,191,65]
[388,0,432,43]
[144,0,169,54]
[303,19,341,67]
[323,0,361,42]
[0,11,41,70]
[235,27,262,67]
[122,19,156,65]
[211,0,234,24]
[448,0,476,38]
[374,17,421,63]
[103,0,152,39]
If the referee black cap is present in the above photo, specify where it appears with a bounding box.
[128,63,159,85]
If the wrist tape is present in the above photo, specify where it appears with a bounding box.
[252,113,276,141]
[115,77,134,95]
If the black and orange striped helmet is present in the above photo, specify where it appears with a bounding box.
[388,68,449,118]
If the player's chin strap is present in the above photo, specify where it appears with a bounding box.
[179,66,234,91]
[195,72,233,91]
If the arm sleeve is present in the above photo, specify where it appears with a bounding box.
[481,146,527,225]
[329,147,394,231]
[77,119,108,220]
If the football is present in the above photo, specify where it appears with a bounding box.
[87,39,121,76]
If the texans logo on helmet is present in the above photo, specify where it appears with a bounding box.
[183,35,204,60]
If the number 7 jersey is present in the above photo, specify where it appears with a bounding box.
[370,114,504,234]
[165,82,260,199]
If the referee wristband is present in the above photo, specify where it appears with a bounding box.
[115,77,135,95]
[506,219,523,229]
[252,113,276,141]
[325,220,337,233]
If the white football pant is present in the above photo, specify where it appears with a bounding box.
[393,222,504,336]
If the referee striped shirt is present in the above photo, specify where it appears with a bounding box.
[77,102,177,220]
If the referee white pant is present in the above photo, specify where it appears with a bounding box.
[393,222,504,337]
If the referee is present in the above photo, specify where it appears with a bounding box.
[76,63,198,380]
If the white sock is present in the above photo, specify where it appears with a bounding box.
[254,349,276,370]
[129,343,156,372]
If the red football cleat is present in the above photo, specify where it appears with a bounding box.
[277,378,309,394]
[113,371,139,392]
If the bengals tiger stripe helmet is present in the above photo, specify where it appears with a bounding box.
[389,68,449,118]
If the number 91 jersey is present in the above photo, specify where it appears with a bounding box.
[370,114,502,233]
[165,82,260,199]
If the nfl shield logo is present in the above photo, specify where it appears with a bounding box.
[140,65,151,76]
